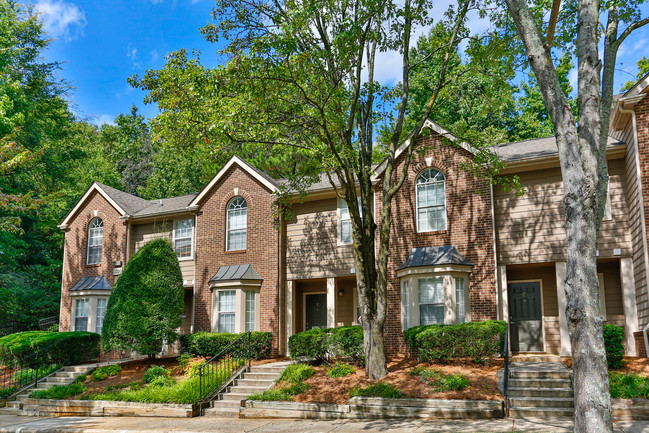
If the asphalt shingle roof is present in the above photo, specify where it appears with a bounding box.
[131,193,198,218]
[95,182,150,215]
[492,135,625,162]
[397,245,473,271]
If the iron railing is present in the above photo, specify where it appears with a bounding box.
[38,316,59,331]
[0,321,33,337]
[503,323,510,417]
[196,331,253,403]
[0,334,92,400]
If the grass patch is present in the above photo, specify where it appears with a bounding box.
[610,372,649,398]
[278,363,315,383]
[410,366,470,392]
[30,383,86,399]
[326,362,355,378]
[91,364,121,381]
[349,382,406,398]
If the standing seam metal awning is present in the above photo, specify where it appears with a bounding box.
[397,245,473,271]
[69,276,113,291]
[209,264,263,283]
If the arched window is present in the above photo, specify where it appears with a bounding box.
[87,218,104,264]
[416,168,446,232]
[226,196,247,251]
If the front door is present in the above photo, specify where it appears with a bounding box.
[508,281,543,352]
[304,293,327,330]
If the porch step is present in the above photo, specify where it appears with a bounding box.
[511,354,562,363]
[508,387,574,398]
[509,370,571,380]
[509,406,574,418]
[509,378,572,388]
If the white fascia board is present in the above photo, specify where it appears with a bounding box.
[189,156,278,208]
[59,183,128,229]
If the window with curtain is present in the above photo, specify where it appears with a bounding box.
[245,291,255,332]
[455,278,465,324]
[218,290,236,333]
[174,218,193,258]
[96,298,107,333]
[419,278,444,325]
[87,218,104,264]
[416,168,446,232]
[74,298,89,331]
[226,197,247,251]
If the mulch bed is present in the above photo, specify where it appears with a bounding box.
[563,357,649,375]
[293,357,504,405]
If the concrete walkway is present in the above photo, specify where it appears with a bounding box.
[0,414,647,432]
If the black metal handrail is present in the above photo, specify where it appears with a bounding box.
[196,331,253,403]
[0,334,86,400]
[0,321,34,337]
[38,316,59,331]
[503,323,510,417]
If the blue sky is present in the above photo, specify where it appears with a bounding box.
[33,0,649,126]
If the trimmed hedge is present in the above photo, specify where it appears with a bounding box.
[404,320,506,364]
[0,331,101,367]
[603,324,625,369]
[288,326,364,365]
[180,331,272,360]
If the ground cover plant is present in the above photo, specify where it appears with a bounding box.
[609,372,649,399]
[91,365,121,381]
[410,366,469,392]
[326,363,356,378]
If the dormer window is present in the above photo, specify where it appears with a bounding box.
[226,196,247,251]
[87,218,103,265]
[416,168,446,232]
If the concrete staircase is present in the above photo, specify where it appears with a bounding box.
[508,362,574,419]
[202,361,291,418]
[0,365,95,415]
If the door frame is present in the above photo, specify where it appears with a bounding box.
[303,291,327,331]
[508,279,546,353]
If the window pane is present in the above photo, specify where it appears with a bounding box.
[87,218,103,264]
[218,291,236,333]
[74,299,89,332]
[245,291,255,332]
[175,219,193,239]
[227,197,247,251]
[420,305,444,325]
[340,220,352,243]
[75,317,88,332]
[456,278,465,324]
[416,169,446,233]
[227,229,246,251]
[419,278,444,325]
[218,313,235,333]
[96,298,107,333]
[175,238,192,258]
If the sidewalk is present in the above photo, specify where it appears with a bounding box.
[0,414,646,433]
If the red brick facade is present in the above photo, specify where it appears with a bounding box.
[382,136,497,353]
[193,166,281,354]
[59,191,128,331]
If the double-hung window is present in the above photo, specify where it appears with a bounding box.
[87,218,104,265]
[174,218,193,258]
[218,291,236,333]
[339,198,362,244]
[74,298,89,332]
[455,278,465,324]
[416,169,446,232]
[418,278,444,325]
[226,197,247,251]
[96,298,107,333]
[245,290,256,332]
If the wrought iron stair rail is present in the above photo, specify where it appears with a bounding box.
[0,334,87,400]
[196,331,253,403]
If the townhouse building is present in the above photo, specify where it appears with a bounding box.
[57,74,649,357]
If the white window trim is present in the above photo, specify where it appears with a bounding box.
[70,294,110,334]
[603,175,612,221]
[399,267,470,331]
[86,218,103,265]
[172,217,194,261]
[211,286,260,333]
[338,198,362,246]
[598,273,608,321]
[226,197,247,252]
[415,168,447,233]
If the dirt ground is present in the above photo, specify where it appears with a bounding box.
[293,357,504,405]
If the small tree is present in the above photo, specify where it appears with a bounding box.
[102,238,184,358]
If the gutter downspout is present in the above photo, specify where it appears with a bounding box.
[620,105,649,357]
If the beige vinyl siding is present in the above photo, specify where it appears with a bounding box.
[130,220,195,283]
[614,117,648,326]
[335,278,356,327]
[495,158,632,265]
[286,198,355,280]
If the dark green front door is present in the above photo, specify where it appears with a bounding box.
[509,282,543,352]
[305,293,327,330]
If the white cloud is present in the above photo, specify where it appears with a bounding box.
[150,49,160,63]
[92,114,116,126]
[127,44,141,69]
[35,0,87,41]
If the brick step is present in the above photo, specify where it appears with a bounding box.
[508,387,574,398]
[509,397,574,408]
[510,406,574,419]
[509,378,572,388]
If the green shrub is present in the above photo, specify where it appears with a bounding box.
[287,328,331,362]
[0,331,100,367]
[180,331,272,360]
[326,362,356,378]
[609,372,649,398]
[91,364,121,381]
[149,376,176,387]
[248,388,294,401]
[603,324,625,369]
[102,239,184,358]
[349,382,406,398]
[410,366,469,392]
[404,320,506,364]
[30,382,86,399]
[143,365,170,383]
[0,386,18,399]
[178,353,193,370]
[330,326,364,365]
[278,363,315,383]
